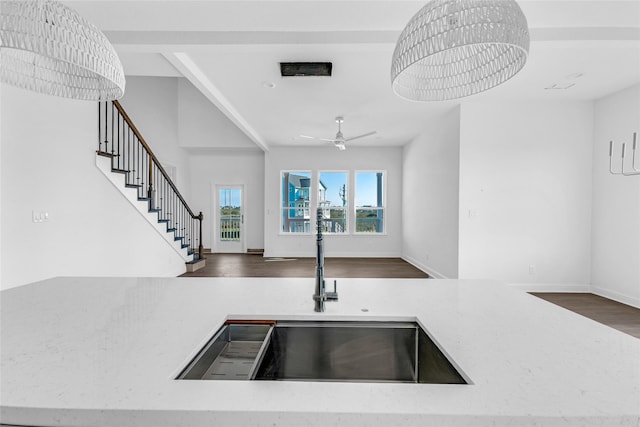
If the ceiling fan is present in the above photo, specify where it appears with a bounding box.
[300,116,376,151]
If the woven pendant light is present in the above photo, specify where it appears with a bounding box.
[391,0,529,101]
[0,0,125,101]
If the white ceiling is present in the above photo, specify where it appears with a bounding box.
[66,0,640,151]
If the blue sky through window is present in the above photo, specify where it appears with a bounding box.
[317,172,383,207]
[319,172,347,207]
[356,172,382,207]
[219,188,241,208]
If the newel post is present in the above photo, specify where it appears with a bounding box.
[197,211,204,260]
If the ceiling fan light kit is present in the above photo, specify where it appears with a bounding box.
[0,0,125,101]
[391,0,530,101]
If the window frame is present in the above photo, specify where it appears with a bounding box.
[354,170,386,235]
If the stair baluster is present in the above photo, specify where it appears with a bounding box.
[97,101,203,263]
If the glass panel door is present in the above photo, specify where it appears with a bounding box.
[216,186,244,253]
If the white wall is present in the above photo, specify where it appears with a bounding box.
[591,84,640,307]
[458,101,594,289]
[189,150,265,251]
[402,108,460,278]
[0,85,3,288]
[118,76,192,202]
[264,146,403,258]
[0,84,187,290]
[178,79,256,149]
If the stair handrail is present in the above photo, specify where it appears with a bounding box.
[98,100,203,261]
[111,101,197,218]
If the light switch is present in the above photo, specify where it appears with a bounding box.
[32,210,49,223]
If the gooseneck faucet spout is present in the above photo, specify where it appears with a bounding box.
[313,208,338,312]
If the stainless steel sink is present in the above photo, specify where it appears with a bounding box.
[177,320,467,384]
[178,323,273,380]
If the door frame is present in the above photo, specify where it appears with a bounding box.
[212,184,245,253]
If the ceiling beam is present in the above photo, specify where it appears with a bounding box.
[163,52,270,152]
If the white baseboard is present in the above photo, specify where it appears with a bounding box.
[263,252,401,259]
[401,255,449,279]
[591,286,640,309]
[507,283,591,293]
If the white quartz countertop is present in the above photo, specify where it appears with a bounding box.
[1,277,639,426]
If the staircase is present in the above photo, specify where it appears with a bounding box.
[96,101,205,272]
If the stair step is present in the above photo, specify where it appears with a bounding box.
[185,258,206,273]
[97,146,199,265]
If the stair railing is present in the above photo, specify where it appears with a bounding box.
[97,101,203,261]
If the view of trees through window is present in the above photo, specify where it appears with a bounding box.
[219,188,241,241]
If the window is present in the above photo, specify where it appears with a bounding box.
[318,172,348,234]
[281,171,311,233]
[355,171,385,233]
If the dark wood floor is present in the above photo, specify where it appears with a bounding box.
[181,253,429,278]
[181,254,639,339]
[530,292,640,339]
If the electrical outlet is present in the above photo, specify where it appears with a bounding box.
[529,265,536,275]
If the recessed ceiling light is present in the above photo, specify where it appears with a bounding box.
[262,81,276,89]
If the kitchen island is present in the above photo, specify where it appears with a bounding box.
[1,277,639,426]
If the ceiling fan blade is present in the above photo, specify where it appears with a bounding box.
[345,131,377,142]
[299,135,337,143]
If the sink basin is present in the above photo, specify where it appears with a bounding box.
[177,320,467,384]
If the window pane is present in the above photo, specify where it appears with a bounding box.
[219,188,241,241]
[281,210,310,233]
[356,172,384,233]
[281,171,311,233]
[319,172,347,234]
[356,172,383,207]
[320,208,346,233]
[356,209,384,233]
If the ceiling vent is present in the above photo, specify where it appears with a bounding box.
[280,62,332,77]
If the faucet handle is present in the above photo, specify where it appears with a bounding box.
[326,280,338,301]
